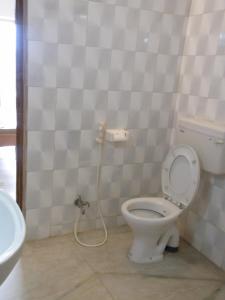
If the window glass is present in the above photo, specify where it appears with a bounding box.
[0,20,16,129]
[0,1,15,20]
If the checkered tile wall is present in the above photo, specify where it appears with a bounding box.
[26,0,191,239]
[26,0,225,272]
[176,1,225,270]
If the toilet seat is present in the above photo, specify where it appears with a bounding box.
[122,145,200,223]
[123,197,181,224]
[162,144,200,209]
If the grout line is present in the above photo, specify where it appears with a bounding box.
[174,92,225,103]
[203,284,225,300]
[54,274,97,300]
[74,249,116,300]
[189,9,225,17]
[96,271,225,284]
[96,273,116,300]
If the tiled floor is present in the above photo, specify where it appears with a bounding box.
[1,227,225,300]
[0,146,16,200]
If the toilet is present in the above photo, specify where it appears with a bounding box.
[122,116,225,264]
[122,144,200,263]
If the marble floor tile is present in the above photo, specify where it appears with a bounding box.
[0,235,93,300]
[78,227,225,280]
[214,284,225,300]
[99,273,224,300]
[56,276,113,300]
[1,227,225,300]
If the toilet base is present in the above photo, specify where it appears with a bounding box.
[127,225,180,264]
[127,235,165,264]
[165,245,179,253]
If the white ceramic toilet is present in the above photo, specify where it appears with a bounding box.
[122,116,225,264]
[122,144,200,263]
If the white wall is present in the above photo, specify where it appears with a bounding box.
[26,0,191,240]
[176,0,225,270]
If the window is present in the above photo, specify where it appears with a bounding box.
[0,1,16,129]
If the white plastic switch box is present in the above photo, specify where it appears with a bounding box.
[105,129,129,142]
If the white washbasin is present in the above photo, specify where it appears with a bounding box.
[0,191,26,285]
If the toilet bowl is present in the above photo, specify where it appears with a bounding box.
[121,145,200,263]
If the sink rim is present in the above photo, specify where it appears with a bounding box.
[0,191,26,265]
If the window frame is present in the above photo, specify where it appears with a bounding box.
[16,0,26,211]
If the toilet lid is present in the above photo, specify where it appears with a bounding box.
[162,145,200,208]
